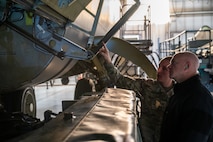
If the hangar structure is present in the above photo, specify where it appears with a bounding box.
[0,0,213,141]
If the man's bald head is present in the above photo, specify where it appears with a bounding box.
[168,51,200,83]
[175,51,199,71]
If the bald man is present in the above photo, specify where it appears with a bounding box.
[159,51,213,142]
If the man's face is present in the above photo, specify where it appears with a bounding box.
[157,59,171,84]
[168,55,185,81]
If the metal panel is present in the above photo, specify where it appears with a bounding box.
[10,88,140,142]
[41,0,92,22]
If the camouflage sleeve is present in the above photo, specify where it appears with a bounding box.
[104,62,164,95]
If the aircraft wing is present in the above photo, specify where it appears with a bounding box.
[41,0,92,22]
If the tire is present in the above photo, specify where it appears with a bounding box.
[20,87,37,117]
[61,77,69,85]
[2,87,37,117]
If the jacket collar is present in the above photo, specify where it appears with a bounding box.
[174,74,200,94]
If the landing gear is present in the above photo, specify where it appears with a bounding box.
[61,77,69,85]
[2,86,36,117]
[20,87,37,117]
[0,87,42,140]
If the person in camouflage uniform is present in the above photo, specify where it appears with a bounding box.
[99,43,174,142]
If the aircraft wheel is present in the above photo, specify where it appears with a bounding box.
[2,87,37,117]
[61,77,69,85]
[20,87,37,117]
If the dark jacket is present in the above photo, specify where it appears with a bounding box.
[159,75,213,142]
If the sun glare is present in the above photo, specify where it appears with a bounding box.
[126,0,171,25]
[149,0,170,24]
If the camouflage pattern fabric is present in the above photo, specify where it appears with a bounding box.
[105,63,173,142]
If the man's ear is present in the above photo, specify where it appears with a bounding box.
[184,64,189,70]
